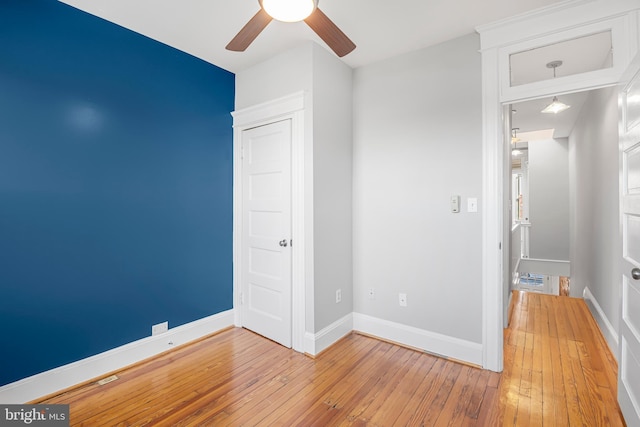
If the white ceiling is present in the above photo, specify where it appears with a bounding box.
[58,0,600,139]
[58,0,568,73]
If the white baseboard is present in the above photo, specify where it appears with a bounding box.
[304,313,353,356]
[511,257,521,290]
[352,313,483,366]
[583,287,619,360]
[506,290,514,328]
[0,310,234,404]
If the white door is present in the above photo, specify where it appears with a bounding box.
[619,60,640,427]
[241,120,292,348]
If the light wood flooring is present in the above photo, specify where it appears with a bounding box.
[493,290,624,426]
[35,291,625,426]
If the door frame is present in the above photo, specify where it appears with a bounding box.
[232,91,307,352]
[477,0,640,371]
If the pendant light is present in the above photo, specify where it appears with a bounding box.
[511,128,521,144]
[541,61,571,114]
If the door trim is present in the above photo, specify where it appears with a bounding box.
[477,0,640,372]
[232,91,307,352]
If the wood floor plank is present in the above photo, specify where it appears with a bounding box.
[293,344,407,425]
[402,359,459,425]
[254,336,385,426]
[365,351,437,426]
[434,365,482,426]
[87,334,274,425]
[214,354,314,425]
[464,369,493,420]
[475,382,499,426]
[503,328,525,425]
[33,291,626,427]
[346,351,424,425]
[539,301,556,425]
[545,297,569,426]
[73,330,266,424]
[415,363,463,426]
[389,357,448,427]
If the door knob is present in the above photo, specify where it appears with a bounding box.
[279,239,288,247]
[632,268,640,280]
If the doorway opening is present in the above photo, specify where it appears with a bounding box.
[507,86,612,299]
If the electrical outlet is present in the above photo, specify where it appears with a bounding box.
[152,321,168,336]
[368,288,375,300]
[399,293,407,307]
[336,289,342,303]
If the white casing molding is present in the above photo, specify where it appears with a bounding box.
[477,0,639,372]
[353,313,483,366]
[304,314,353,356]
[0,310,234,404]
[584,287,620,360]
[231,91,308,353]
[480,44,504,372]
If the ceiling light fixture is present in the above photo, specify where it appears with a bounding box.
[260,0,317,22]
[541,96,571,114]
[541,61,571,114]
[512,128,521,144]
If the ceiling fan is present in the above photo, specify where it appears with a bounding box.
[226,0,356,57]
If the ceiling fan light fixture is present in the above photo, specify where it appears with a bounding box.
[260,0,317,22]
[541,96,571,114]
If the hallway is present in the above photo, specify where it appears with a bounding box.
[494,291,625,425]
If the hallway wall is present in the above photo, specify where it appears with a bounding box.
[528,138,570,261]
[568,86,620,356]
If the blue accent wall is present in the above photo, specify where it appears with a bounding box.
[0,0,235,386]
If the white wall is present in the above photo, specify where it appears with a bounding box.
[568,86,619,354]
[528,138,570,261]
[311,45,354,331]
[234,44,312,110]
[352,33,483,344]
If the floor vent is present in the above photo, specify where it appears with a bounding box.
[97,375,119,386]
[519,273,544,286]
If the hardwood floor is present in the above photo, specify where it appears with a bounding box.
[494,291,624,426]
[35,291,624,426]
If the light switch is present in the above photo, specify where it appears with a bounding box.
[467,198,478,213]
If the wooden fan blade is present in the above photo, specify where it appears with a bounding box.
[226,8,273,52]
[304,8,355,57]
